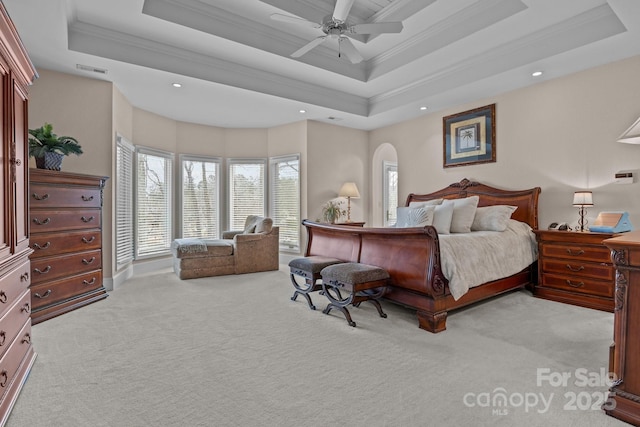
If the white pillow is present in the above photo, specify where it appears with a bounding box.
[450,196,480,233]
[432,200,455,234]
[408,198,443,208]
[471,205,518,232]
[395,205,435,227]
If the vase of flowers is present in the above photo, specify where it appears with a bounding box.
[322,200,346,224]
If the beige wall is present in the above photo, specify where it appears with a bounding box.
[369,55,640,230]
[28,69,115,277]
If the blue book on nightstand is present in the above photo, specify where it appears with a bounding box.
[589,211,633,233]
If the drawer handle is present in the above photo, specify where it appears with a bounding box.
[0,370,7,388]
[33,241,51,250]
[82,195,94,201]
[33,217,51,225]
[20,272,29,282]
[34,290,52,299]
[20,303,30,314]
[34,266,52,274]
[0,331,5,346]
[32,192,49,201]
[0,291,6,304]
[82,236,96,244]
[566,249,585,256]
[82,257,96,265]
[566,280,585,288]
[565,264,585,272]
[83,277,97,285]
[81,216,95,223]
[21,333,31,345]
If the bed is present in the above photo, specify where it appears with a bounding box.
[302,178,541,333]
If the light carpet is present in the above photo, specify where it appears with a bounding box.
[7,266,628,426]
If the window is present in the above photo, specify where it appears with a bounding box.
[136,147,173,258]
[270,155,300,251]
[228,159,266,230]
[180,155,221,239]
[383,161,398,226]
[115,135,134,268]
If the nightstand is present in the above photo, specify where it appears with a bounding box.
[533,230,616,312]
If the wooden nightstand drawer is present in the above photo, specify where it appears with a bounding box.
[540,243,610,263]
[540,259,614,281]
[540,273,614,298]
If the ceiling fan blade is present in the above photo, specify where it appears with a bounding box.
[291,36,327,58]
[351,22,404,35]
[333,0,355,22]
[338,37,363,64]
[270,13,320,29]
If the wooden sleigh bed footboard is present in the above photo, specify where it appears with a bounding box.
[302,178,541,333]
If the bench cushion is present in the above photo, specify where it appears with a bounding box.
[173,239,234,259]
[321,262,390,285]
[288,256,344,274]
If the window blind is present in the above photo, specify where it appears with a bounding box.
[270,155,300,251]
[136,147,173,257]
[115,135,134,268]
[181,156,221,239]
[228,159,266,230]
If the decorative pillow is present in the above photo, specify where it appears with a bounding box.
[255,217,273,233]
[450,196,480,233]
[432,199,455,234]
[471,205,518,232]
[408,198,444,208]
[395,205,436,228]
[243,215,260,234]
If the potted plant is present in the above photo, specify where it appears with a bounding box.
[321,200,346,224]
[28,123,83,170]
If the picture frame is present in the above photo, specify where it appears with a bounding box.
[443,104,496,168]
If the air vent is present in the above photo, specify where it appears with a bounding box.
[76,64,108,74]
[327,116,342,121]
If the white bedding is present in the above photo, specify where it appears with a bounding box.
[438,219,538,300]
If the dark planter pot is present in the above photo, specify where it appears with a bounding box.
[35,152,65,171]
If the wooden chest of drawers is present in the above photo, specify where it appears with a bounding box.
[29,169,109,324]
[533,230,616,312]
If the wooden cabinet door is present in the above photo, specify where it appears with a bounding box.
[12,79,29,256]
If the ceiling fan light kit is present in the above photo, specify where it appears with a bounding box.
[271,0,403,64]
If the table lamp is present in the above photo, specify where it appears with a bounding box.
[573,191,593,232]
[339,182,360,222]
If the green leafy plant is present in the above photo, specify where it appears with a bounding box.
[322,200,346,223]
[28,123,83,158]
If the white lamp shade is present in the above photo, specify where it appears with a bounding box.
[618,117,640,144]
[572,191,593,206]
[339,182,360,198]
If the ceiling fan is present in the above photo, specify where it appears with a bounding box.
[270,0,403,64]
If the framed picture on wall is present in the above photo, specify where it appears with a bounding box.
[443,104,496,168]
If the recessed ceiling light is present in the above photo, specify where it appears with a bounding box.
[299,109,306,114]
[532,71,543,77]
[172,83,182,88]
[420,106,428,110]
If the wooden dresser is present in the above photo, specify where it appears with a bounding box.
[0,3,38,425]
[29,169,108,324]
[603,231,640,425]
[533,230,616,312]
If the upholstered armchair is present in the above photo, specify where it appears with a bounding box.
[172,215,280,279]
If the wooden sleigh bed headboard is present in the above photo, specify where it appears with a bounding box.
[406,178,540,229]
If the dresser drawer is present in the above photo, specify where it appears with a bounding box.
[0,290,31,360]
[0,261,31,319]
[0,320,32,400]
[540,243,611,263]
[541,273,614,298]
[31,270,102,310]
[30,230,102,258]
[30,184,102,208]
[30,250,102,284]
[541,259,614,281]
[30,209,101,232]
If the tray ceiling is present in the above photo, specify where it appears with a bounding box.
[4,0,640,130]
